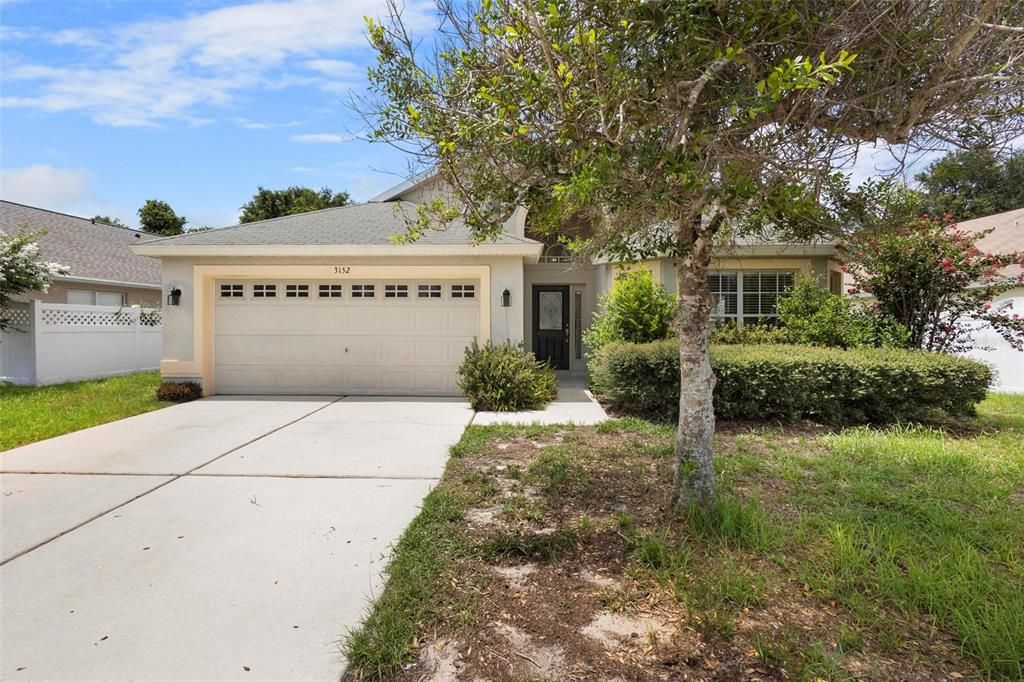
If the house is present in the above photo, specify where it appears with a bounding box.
[0,201,162,306]
[957,207,1024,393]
[133,175,840,396]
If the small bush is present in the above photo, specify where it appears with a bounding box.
[458,340,557,411]
[777,275,908,349]
[710,321,788,345]
[583,270,676,353]
[155,380,202,403]
[590,340,991,424]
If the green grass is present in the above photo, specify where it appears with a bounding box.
[711,393,1024,679]
[0,371,169,450]
[343,393,1024,680]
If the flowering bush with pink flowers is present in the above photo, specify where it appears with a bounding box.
[843,215,1024,353]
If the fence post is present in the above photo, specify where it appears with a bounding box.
[30,299,41,386]
[131,304,142,371]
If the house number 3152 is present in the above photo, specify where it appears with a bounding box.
[333,266,351,274]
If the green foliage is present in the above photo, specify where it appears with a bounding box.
[92,215,128,228]
[583,271,676,353]
[590,341,992,423]
[916,148,1024,221]
[709,321,788,345]
[155,381,202,403]
[238,186,350,223]
[0,372,166,451]
[776,275,909,349]
[0,230,68,329]
[457,339,557,411]
[137,199,187,236]
[843,215,1024,352]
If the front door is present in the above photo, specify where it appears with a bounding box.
[532,285,570,370]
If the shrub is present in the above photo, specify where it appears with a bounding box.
[590,340,991,423]
[155,380,203,403]
[583,270,676,353]
[777,274,909,348]
[458,340,557,411]
[710,321,788,345]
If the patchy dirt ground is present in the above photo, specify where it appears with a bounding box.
[350,423,984,681]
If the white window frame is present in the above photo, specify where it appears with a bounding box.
[252,283,277,299]
[68,289,126,306]
[709,271,794,327]
[417,283,442,299]
[384,284,409,299]
[285,283,310,299]
[318,283,343,299]
[450,284,475,299]
[351,283,376,299]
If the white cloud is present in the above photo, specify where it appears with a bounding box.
[289,133,352,144]
[234,117,302,129]
[1,0,434,126]
[0,164,93,208]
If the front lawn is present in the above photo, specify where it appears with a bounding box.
[343,394,1024,681]
[0,371,170,451]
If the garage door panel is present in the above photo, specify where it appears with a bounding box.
[215,279,480,395]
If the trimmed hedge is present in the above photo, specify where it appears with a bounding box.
[590,341,992,424]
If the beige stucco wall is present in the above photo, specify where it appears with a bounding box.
[14,281,161,306]
[158,255,526,387]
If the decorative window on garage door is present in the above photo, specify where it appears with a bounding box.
[285,284,310,298]
[351,284,375,298]
[451,284,475,298]
[418,284,442,298]
[253,283,277,298]
[318,284,342,298]
[220,283,243,298]
[385,284,409,298]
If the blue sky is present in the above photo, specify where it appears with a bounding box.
[1,0,952,230]
[0,0,436,228]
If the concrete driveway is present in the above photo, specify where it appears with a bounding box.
[0,396,473,681]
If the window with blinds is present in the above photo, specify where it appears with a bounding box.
[709,271,793,326]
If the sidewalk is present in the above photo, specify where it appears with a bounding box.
[473,373,608,426]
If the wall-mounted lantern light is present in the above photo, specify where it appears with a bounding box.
[167,287,182,306]
[501,288,511,307]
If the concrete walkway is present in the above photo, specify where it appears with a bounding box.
[473,374,608,426]
[0,396,473,681]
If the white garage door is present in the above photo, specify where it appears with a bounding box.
[214,279,480,395]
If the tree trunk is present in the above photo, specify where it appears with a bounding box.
[672,226,716,510]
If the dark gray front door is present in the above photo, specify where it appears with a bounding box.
[532,285,570,370]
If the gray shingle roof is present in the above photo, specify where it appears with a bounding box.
[141,201,538,247]
[0,201,161,286]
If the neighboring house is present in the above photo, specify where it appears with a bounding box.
[134,175,840,396]
[0,201,162,306]
[958,207,1024,393]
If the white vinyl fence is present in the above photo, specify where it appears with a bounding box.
[0,301,162,386]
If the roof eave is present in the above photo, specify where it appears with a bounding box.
[130,243,544,259]
[56,274,162,290]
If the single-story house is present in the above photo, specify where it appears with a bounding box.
[133,176,842,396]
[957,207,1024,393]
[0,200,162,306]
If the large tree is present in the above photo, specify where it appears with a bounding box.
[916,147,1024,220]
[238,186,351,223]
[361,0,1024,508]
[138,199,187,236]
